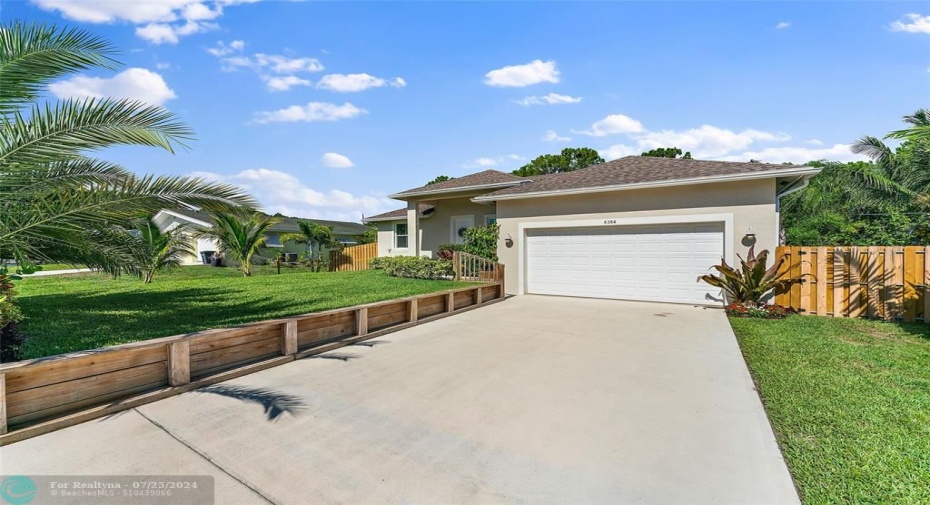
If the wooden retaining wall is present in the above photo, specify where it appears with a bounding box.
[0,282,504,445]
[774,245,929,322]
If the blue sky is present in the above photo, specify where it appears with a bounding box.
[6,1,929,221]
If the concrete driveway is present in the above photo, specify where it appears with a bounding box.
[2,296,799,504]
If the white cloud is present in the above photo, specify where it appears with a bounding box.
[516,93,582,106]
[890,13,930,34]
[575,114,646,137]
[635,125,790,158]
[716,144,867,164]
[484,59,560,87]
[252,102,367,124]
[48,68,177,106]
[262,75,311,92]
[806,139,824,145]
[543,130,571,142]
[599,144,641,160]
[253,54,324,73]
[316,73,406,92]
[461,154,525,169]
[775,21,790,29]
[32,0,246,44]
[155,62,172,70]
[206,39,245,57]
[229,39,245,51]
[190,168,394,222]
[321,152,354,168]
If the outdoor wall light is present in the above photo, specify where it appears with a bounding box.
[504,234,514,248]
[745,226,755,239]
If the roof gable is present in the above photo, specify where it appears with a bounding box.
[391,170,526,198]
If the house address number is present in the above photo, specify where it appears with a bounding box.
[603,219,617,225]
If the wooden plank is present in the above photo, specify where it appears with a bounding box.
[833,247,845,317]
[0,374,6,435]
[297,321,355,348]
[790,246,802,309]
[905,247,918,322]
[923,245,930,324]
[189,337,279,376]
[7,361,168,419]
[295,311,355,333]
[454,290,476,310]
[799,247,812,313]
[5,346,167,394]
[368,311,408,331]
[816,246,828,316]
[446,292,455,313]
[168,341,190,387]
[883,246,895,320]
[357,307,368,336]
[476,286,483,305]
[481,285,499,302]
[774,247,788,306]
[189,327,279,355]
[867,246,880,319]
[408,298,418,324]
[849,247,862,318]
[281,320,297,356]
[368,301,408,318]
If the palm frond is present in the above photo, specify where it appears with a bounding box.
[0,98,193,168]
[0,21,119,115]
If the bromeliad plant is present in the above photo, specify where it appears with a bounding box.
[698,246,806,306]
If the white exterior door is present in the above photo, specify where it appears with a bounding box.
[525,223,724,304]
[450,215,475,244]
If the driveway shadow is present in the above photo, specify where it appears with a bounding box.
[196,384,307,421]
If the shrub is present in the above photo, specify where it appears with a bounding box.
[436,243,464,260]
[462,223,499,261]
[369,257,390,270]
[698,246,807,306]
[374,256,453,280]
[725,302,794,319]
[0,270,26,362]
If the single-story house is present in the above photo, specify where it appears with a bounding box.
[363,156,820,304]
[153,208,372,265]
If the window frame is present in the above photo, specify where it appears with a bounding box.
[395,222,409,249]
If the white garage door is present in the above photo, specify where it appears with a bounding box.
[525,223,724,304]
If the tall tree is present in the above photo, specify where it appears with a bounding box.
[200,211,280,277]
[426,175,453,185]
[281,221,338,271]
[641,147,692,159]
[0,22,255,269]
[127,217,195,283]
[512,147,604,177]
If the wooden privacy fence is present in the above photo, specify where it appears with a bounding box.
[774,246,930,322]
[330,242,378,271]
[452,251,504,286]
[0,280,504,445]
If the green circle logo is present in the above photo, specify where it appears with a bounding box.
[0,476,36,505]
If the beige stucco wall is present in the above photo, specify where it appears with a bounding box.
[495,179,777,295]
[374,198,497,258]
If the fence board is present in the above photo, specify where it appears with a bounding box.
[776,245,930,321]
[330,242,378,272]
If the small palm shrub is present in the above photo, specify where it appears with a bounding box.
[698,246,805,306]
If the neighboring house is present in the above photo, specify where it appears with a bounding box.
[153,208,371,265]
[363,156,820,305]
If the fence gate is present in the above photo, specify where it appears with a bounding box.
[330,242,378,272]
[774,246,930,322]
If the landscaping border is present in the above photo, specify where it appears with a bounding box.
[0,281,504,445]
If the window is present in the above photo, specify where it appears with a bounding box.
[395,223,408,248]
[485,214,497,226]
[265,233,282,247]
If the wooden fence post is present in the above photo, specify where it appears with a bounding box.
[168,341,190,387]
[409,298,418,324]
[447,292,455,313]
[0,373,7,435]
[280,320,297,355]
[357,307,368,336]
[476,286,483,305]
[499,264,506,297]
[452,252,461,281]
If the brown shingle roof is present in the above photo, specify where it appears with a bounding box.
[391,170,526,197]
[476,156,817,200]
[364,204,435,222]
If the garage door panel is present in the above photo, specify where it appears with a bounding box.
[526,223,724,304]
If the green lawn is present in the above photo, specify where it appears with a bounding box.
[14,266,469,360]
[731,316,930,504]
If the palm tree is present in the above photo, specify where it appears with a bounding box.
[129,217,195,283]
[280,221,337,271]
[200,211,280,277]
[886,109,930,145]
[0,22,256,270]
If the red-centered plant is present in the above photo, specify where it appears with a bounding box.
[698,246,808,306]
